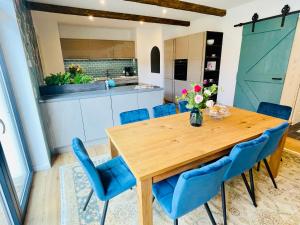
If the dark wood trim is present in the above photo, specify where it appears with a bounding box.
[26,1,190,27]
[124,0,226,17]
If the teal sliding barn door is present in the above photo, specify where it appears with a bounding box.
[234,14,299,111]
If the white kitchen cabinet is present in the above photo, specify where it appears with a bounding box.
[138,90,164,118]
[174,80,191,99]
[80,96,113,142]
[164,78,174,102]
[43,100,85,148]
[111,93,138,125]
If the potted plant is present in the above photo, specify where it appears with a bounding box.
[177,83,218,127]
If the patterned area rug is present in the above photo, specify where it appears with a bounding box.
[60,151,300,225]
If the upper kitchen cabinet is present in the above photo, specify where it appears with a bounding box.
[114,41,135,58]
[89,40,114,59]
[188,33,205,60]
[175,36,189,59]
[164,39,174,79]
[60,39,136,59]
[60,38,91,59]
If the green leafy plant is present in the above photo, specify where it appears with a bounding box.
[44,72,94,86]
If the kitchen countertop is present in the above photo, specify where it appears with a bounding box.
[39,84,163,103]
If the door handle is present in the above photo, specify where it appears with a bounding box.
[0,119,5,134]
[272,78,282,80]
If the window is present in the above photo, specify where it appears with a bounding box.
[151,46,160,73]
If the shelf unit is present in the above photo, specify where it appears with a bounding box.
[203,31,224,101]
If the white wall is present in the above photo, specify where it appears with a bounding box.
[0,0,51,170]
[32,13,65,76]
[162,0,300,105]
[136,26,164,87]
[59,24,135,41]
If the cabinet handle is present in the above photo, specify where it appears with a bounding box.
[272,78,282,80]
[0,119,5,134]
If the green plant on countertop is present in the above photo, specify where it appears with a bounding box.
[44,72,94,86]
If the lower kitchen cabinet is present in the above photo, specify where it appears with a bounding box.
[80,96,114,142]
[42,100,85,148]
[138,90,164,117]
[111,93,138,126]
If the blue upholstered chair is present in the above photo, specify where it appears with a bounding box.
[256,122,289,189]
[120,108,150,125]
[153,156,232,225]
[257,102,292,120]
[72,138,136,225]
[178,100,190,113]
[153,103,176,118]
[221,134,269,225]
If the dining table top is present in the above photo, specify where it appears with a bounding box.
[106,107,285,181]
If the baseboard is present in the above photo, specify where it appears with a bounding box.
[32,161,51,171]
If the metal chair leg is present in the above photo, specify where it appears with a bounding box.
[83,189,93,211]
[152,196,155,203]
[257,161,261,171]
[174,218,178,225]
[221,182,227,225]
[100,201,109,225]
[263,158,278,189]
[204,203,217,225]
[249,169,256,205]
[241,173,257,207]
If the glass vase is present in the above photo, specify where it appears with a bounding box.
[190,108,203,127]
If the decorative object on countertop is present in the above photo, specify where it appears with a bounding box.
[176,83,218,127]
[44,72,93,86]
[68,64,83,77]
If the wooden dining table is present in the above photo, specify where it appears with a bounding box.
[106,107,287,225]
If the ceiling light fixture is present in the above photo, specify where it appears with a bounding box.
[99,0,105,5]
[139,20,144,25]
[162,8,167,14]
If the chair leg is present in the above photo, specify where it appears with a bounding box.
[249,169,256,205]
[241,173,257,207]
[257,161,261,171]
[174,219,178,225]
[221,182,227,225]
[83,189,93,211]
[204,203,217,225]
[100,201,109,225]
[152,196,155,203]
[263,158,278,189]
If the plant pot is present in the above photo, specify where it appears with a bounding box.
[190,108,203,127]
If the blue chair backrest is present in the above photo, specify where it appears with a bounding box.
[153,103,176,118]
[224,134,269,180]
[120,108,150,125]
[257,102,292,120]
[171,156,231,218]
[257,122,289,161]
[72,138,105,200]
[178,100,190,113]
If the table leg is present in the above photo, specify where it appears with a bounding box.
[269,131,288,178]
[137,178,153,225]
[108,138,118,158]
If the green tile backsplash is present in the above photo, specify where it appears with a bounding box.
[64,59,138,77]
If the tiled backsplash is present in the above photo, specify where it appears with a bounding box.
[64,59,138,77]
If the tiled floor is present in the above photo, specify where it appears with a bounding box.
[288,123,300,140]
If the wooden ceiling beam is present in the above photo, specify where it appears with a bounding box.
[26,2,190,27]
[124,0,226,17]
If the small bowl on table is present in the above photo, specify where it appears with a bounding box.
[206,104,231,119]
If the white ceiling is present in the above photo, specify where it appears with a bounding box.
[29,0,256,28]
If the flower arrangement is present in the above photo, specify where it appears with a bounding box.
[177,83,218,110]
[69,64,83,76]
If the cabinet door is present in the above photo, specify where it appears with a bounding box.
[114,41,135,58]
[175,36,189,59]
[188,33,205,60]
[174,80,190,99]
[164,78,174,102]
[111,93,138,125]
[80,96,114,142]
[60,39,91,59]
[164,39,174,79]
[90,40,114,59]
[138,90,164,118]
[187,59,203,83]
[43,100,85,148]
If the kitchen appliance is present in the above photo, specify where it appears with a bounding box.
[174,59,188,81]
[124,67,134,76]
